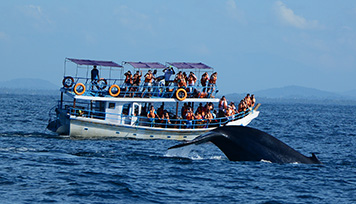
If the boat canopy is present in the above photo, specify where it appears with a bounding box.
[67,58,123,68]
[167,62,213,70]
[124,62,166,69]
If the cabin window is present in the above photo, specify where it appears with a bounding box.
[108,103,115,109]
[122,104,130,115]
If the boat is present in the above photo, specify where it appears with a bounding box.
[47,58,260,141]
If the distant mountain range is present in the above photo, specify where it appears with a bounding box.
[225,85,356,104]
[0,78,58,95]
[0,78,59,90]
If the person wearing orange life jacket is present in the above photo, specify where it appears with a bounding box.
[185,107,195,128]
[218,96,228,117]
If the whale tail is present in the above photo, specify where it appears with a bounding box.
[309,153,322,164]
[168,126,322,164]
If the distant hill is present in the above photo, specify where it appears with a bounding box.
[225,85,356,104]
[0,78,59,90]
[254,85,340,99]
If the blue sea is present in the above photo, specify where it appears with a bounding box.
[0,93,355,203]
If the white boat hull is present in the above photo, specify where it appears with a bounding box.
[68,110,260,141]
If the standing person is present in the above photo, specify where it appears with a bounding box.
[130,71,142,97]
[90,65,99,89]
[244,93,251,107]
[141,70,154,97]
[250,94,256,107]
[163,66,175,88]
[187,72,197,94]
[218,96,228,117]
[91,65,99,82]
[207,72,217,97]
[124,71,132,89]
[201,72,209,93]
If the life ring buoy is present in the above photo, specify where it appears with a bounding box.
[62,76,74,88]
[176,88,187,101]
[109,84,120,97]
[74,83,86,95]
[96,78,108,90]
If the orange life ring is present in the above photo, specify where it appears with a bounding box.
[176,88,187,101]
[62,76,74,88]
[74,83,86,95]
[109,84,120,97]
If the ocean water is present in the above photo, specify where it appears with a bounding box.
[0,93,355,203]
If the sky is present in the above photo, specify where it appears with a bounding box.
[1,0,356,94]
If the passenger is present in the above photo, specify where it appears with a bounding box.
[207,72,217,97]
[195,103,204,116]
[90,65,99,89]
[186,107,195,128]
[187,72,197,94]
[218,96,228,117]
[212,110,217,119]
[195,112,203,128]
[163,66,175,88]
[130,71,142,97]
[225,105,235,120]
[91,65,99,82]
[141,70,155,97]
[181,103,188,119]
[123,71,133,93]
[177,72,187,88]
[157,103,164,118]
[183,72,188,83]
[201,72,209,94]
[204,108,214,125]
[174,71,182,85]
[230,102,237,113]
[164,111,171,123]
[245,94,252,107]
[147,106,160,126]
[238,99,247,113]
[250,94,256,107]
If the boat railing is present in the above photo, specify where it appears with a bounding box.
[62,76,218,99]
[68,106,252,130]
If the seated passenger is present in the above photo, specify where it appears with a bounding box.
[185,107,195,128]
[195,103,204,115]
[147,106,160,126]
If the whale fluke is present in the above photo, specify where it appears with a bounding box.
[169,126,321,164]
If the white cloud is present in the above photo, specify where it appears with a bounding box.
[225,0,246,24]
[274,1,320,29]
[22,5,53,30]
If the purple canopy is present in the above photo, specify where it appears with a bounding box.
[167,62,213,70]
[125,62,166,69]
[67,58,123,68]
